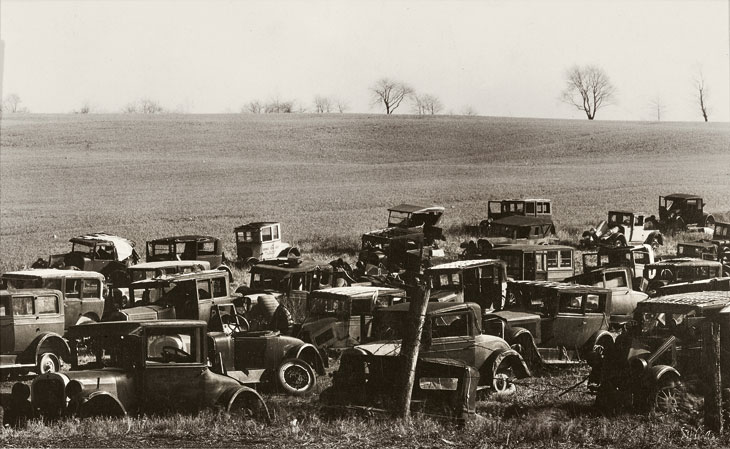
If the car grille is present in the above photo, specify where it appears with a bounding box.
[33,377,66,418]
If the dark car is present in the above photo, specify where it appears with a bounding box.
[483,215,556,245]
[21,320,270,420]
[643,258,729,297]
[387,203,445,245]
[0,289,69,376]
[486,198,553,221]
[646,193,715,233]
[462,243,575,282]
[146,235,228,273]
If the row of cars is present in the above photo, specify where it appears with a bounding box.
[2,196,729,423]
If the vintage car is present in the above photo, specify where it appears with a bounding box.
[321,356,481,423]
[106,270,239,323]
[23,320,270,420]
[673,221,730,263]
[643,259,729,297]
[581,211,663,249]
[126,260,211,283]
[581,244,655,290]
[592,291,730,412]
[462,242,575,282]
[566,266,648,312]
[386,203,445,245]
[646,193,715,233]
[238,259,338,323]
[424,260,508,312]
[0,289,69,376]
[485,281,619,367]
[297,286,408,351]
[358,226,427,274]
[1,269,106,329]
[487,198,553,221]
[145,235,230,275]
[32,233,139,285]
[207,303,326,395]
[233,222,301,269]
[482,215,557,245]
[330,302,529,397]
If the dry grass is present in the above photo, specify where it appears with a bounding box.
[1,113,729,447]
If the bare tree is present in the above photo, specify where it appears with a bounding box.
[75,101,91,114]
[561,65,615,120]
[264,99,294,113]
[648,96,666,121]
[371,78,414,114]
[140,98,163,114]
[244,100,262,114]
[314,95,332,113]
[3,93,22,113]
[460,105,478,116]
[122,101,138,113]
[335,98,349,113]
[413,94,443,115]
[695,71,709,122]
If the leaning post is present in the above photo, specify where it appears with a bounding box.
[396,281,430,421]
[703,321,722,433]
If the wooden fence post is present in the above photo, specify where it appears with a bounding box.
[396,284,430,420]
[703,321,722,433]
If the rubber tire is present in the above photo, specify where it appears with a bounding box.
[491,359,517,395]
[37,352,60,374]
[276,358,316,396]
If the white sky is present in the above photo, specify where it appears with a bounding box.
[1,0,728,121]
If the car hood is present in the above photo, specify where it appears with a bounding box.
[112,304,175,321]
[353,340,402,356]
[489,310,541,324]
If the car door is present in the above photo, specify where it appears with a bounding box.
[422,311,475,366]
[63,278,82,329]
[142,326,206,413]
[548,293,590,349]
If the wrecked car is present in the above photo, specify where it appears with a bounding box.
[566,266,648,315]
[581,244,655,290]
[592,291,730,412]
[487,198,553,222]
[581,211,663,249]
[145,235,232,279]
[424,260,508,311]
[328,302,529,404]
[0,289,69,376]
[234,222,301,269]
[387,203,445,245]
[297,286,408,351]
[643,259,730,297]
[462,242,575,282]
[32,233,139,286]
[358,226,429,274]
[645,193,715,234]
[485,281,619,367]
[1,269,106,329]
[23,320,270,419]
[482,215,557,245]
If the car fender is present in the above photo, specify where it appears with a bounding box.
[486,348,530,380]
[585,330,614,350]
[217,264,234,282]
[287,343,326,375]
[22,333,70,364]
[218,386,271,422]
[79,391,127,418]
[646,365,681,385]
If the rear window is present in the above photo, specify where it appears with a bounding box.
[560,250,573,268]
[605,271,627,288]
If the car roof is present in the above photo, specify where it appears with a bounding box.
[251,260,332,273]
[67,319,207,338]
[70,233,136,260]
[491,215,554,226]
[608,210,644,215]
[129,269,228,286]
[364,226,424,238]
[129,260,211,270]
[388,204,445,214]
[311,286,406,298]
[510,279,611,294]
[495,198,551,203]
[0,288,63,297]
[380,301,481,316]
[1,269,105,280]
[648,258,722,267]
[665,193,701,200]
[487,243,573,252]
[234,222,280,230]
[637,291,730,315]
[147,235,219,244]
[427,259,505,272]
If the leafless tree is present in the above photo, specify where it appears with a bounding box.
[371,78,414,114]
[75,101,92,114]
[3,93,22,113]
[413,94,443,115]
[648,96,666,121]
[122,101,138,113]
[140,98,163,114]
[314,95,332,113]
[460,105,478,116]
[335,98,349,113]
[695,71,709,122]
[561,65,615,120]
[244,100,262,114]
[264,99,294,113]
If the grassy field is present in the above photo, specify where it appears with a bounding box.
[1,113,729,447]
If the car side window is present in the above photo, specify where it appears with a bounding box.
[547,251,558,269]
[196,280,211,300]
[560,251,572,268]
[146,330,197,364]
[559,294,583,314]
[431,313,469,338]
[36,296,59,314]
[526,202,535,215]
[261,226,273,242]
[604,271,627,288]
[65,279,82,298]
[211,277,227,297]
[82,279,101,298]
[13,296,34,315]
[273,225,280,240]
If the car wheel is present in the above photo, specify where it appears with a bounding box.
[705,216,715,228]
[492,360,516,395]
[37,353,60,374]
[277,358,316,395]
[653,377,681,413]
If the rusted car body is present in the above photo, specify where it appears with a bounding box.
[643,259,729,297]
[485,281,618,367]
[649,193,715,233]
[483,215,556,245]
[0,289,69,375]
[592,291,730,412]
[387,203,445,245]
[321,356,480,423]
[674,221,730,263]
[581,211,663,249]
[581,244,655,290]
[146,235,227,272]
[487,198,553,221]
[463,243,575,282]
[424,260,508,312]
[359,226,426,273]
[1,269,106,329]
[298,286,408,351]
[234,222,300,268]
[566,266,648,314]
[34,233,139,285]
[329,302,529,404]
[23,320,269,419]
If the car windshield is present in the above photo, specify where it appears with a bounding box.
[130,269,158,283]
[71,242,95,255]
[79,334,139,370]
[250,271,288,291]
[388,211,411,227]
[372,310,408,340]
[309,296,348,317]
[132,282,179,306]
[429,272,462,291]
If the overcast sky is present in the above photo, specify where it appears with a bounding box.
[1,0,728,121]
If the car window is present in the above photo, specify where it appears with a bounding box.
[604,271,627,288]
[153,243,172,255]
[525,202,535,215]
[272,225,280,240]
[559,294,583,314]
[82,279,101,298]
[199,241,215,254]
[430,313,469,338]
[36,295,58,314]
[547,251,558,269]
[0,296,8,316]
[585,295,601,312]
[211,277,227,297]
[261,226,273,242]
[146,330,198,364]
[543,202,551,214]
[196,280,211,299]
[65,279,82,298]
[41,279,62,290]
[13,296,34,315]
[634,251,650,265]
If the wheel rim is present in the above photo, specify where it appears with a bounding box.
[283,363,312,392]
[493,363,514,393]
[655,387,679,413]
[40,354,58,373]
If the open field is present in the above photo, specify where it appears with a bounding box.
[1,113,729,447]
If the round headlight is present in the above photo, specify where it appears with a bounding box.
[65,380,83,398]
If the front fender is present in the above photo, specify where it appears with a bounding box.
[287,343,326,375]
[585,330,614,352]
[22,333,70,364]
[218,386,271,423]
[79,391,127,418]
[646,365,680,385]
[487,348,531,380]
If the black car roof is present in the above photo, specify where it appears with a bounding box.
[665,193,701,200]
[148,235,219,244]
[66,319,206,338]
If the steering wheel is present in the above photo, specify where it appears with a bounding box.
[161,345,191,362]
[222,314,251,333]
